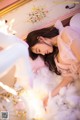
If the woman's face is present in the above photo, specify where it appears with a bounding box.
[31,37,53,55]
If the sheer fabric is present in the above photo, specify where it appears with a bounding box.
[55,26,80,79]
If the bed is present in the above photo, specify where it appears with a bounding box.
[0,13,80,120]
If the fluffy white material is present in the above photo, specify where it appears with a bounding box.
[0,45,80,120]
[30,60,80,120]
[54,20,64,32]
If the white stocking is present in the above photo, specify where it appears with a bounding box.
[0,32,33,89]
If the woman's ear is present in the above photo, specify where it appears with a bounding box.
[38,36,45,43]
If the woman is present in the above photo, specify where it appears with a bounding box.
[26,20,80,106]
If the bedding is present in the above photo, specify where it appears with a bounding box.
[0,13,80,120]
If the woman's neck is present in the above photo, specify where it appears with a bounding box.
[51,36,58,46]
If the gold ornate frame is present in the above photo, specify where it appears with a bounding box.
[0,0,32,16]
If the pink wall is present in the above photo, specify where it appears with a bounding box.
[0,0,19,10]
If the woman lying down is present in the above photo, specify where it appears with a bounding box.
[26,13,80,119]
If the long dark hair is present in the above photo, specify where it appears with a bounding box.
[26,26,61,75]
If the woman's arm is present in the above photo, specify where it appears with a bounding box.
[70,39,80,61]
[51,76,73,97]
[43,76,73,107]
[0,32,25,48]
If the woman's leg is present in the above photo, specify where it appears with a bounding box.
[0,32,24,48]
[0,43,33,89]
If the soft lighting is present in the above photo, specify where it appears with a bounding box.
[21,89,46,120]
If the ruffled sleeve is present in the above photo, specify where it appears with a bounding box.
[54,20,64,32]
